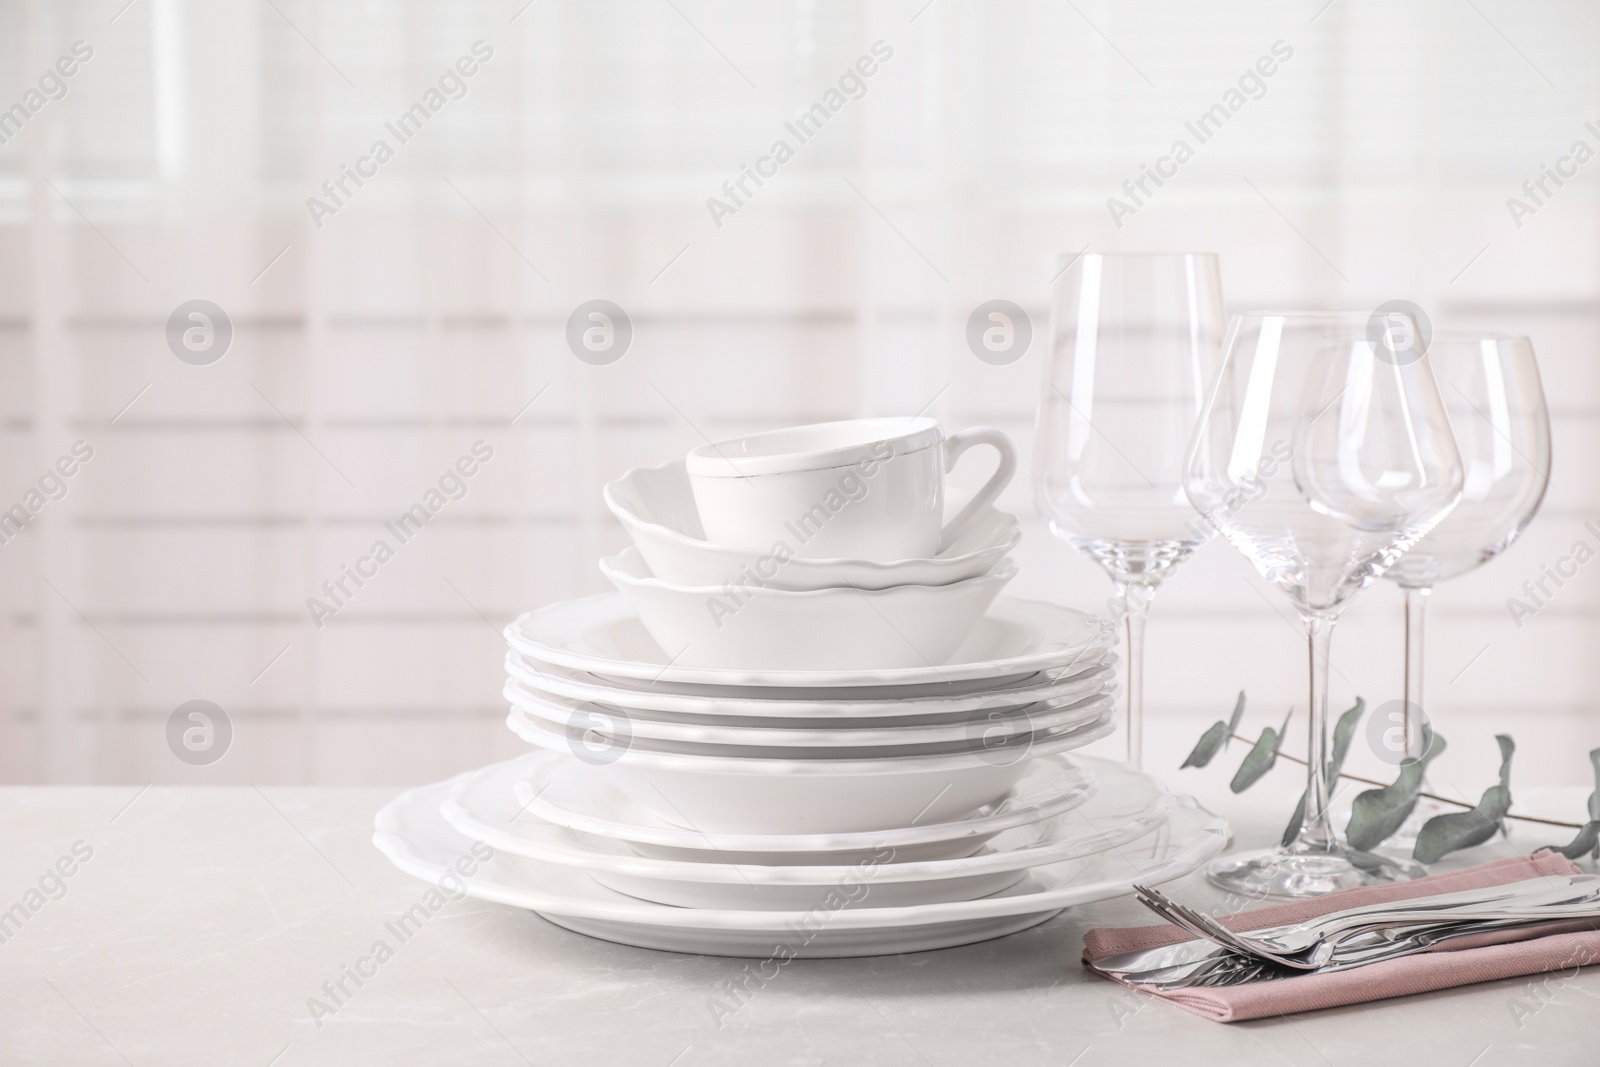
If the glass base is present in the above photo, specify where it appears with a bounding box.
[1207,846,1428,899]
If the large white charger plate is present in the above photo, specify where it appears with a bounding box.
[503,652,1119,726]
[507,705,1118,834]
[503,682,1116,757]
[440,754,1170,909]
[504,594,1114,690]
[373,774,1228,958]
[513,750,1101,864]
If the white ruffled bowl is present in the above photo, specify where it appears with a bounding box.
[599,547,1016,671]
[604,459,1020,590]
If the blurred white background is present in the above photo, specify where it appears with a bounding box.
[1,0,1596,801]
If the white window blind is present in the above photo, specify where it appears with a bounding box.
[0,0,1596,787]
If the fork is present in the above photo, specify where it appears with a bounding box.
[1137,881,1600,969]
[1103,912,1600,990]
[1132,877,1600,970]
[1137,914,1600,989]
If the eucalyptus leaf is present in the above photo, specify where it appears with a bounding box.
[1181,691,1246,769]
[1537,820,1600,861]
[1584,749,1600,858]
[1231,707,1292,793]
[1181,722,1228,770]
[1329,697,1366,773]
[1344,727,1445,851]
[1587,748,1600,823]
[1281,792,1308,850]
[1496,733,1515,786]
[1412,734,1516,864]
[1281,699,1367,847]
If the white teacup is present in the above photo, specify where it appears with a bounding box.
[684,417,1017,562]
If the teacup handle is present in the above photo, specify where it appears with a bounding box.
[938,427,1017,552]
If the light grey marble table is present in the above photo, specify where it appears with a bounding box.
[2,785,1595,1066]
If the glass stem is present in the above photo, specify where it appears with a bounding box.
[1113,581,1151,771]
[1402,584,1431,756]
[1299,615,1340,853]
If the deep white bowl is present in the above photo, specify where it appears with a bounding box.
[600,547,1015,670]
[509,706,1117,834]
[604,459,1020,590]
[439,755,1171,911]
[511,749,1100,865]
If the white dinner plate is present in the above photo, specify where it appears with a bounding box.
[512,750,1102,864]
[440,754,1170,909]
[504,594,1114,690]
[504,652,1118,726]
[373,774,1228,957]
[507,705,1118,834]
[504,683,1116,756]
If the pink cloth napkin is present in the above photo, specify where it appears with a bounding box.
[1082,853,1600,1022]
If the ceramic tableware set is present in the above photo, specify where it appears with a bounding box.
[374,418,1228,957]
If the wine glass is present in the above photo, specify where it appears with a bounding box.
[1185,311,1464,897]
[1382,333,1551,834]
[1034,252,1226,770]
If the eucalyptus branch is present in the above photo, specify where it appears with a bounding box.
[1228,730,1584,831]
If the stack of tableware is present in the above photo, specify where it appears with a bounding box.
[374,419,1228,957]
[597,418,1027,671]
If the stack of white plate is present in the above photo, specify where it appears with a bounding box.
[374,430,1226,957]
[373,590,1228,957]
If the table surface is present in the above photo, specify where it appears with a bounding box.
[2,784,1596,1067]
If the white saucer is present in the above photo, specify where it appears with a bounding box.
[503,594,1114,690]
[373,774,1228,957]
[440,754,1170,909]
[503,652,1119,726]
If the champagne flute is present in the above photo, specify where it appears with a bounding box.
[1382,334,1551,835]
[1034,252,1226,770]
[1185,311,1463,897]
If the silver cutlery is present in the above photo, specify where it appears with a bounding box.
[1087,875,1600,988]
[1133,876,1600,969]
[1114,915,1600,990]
